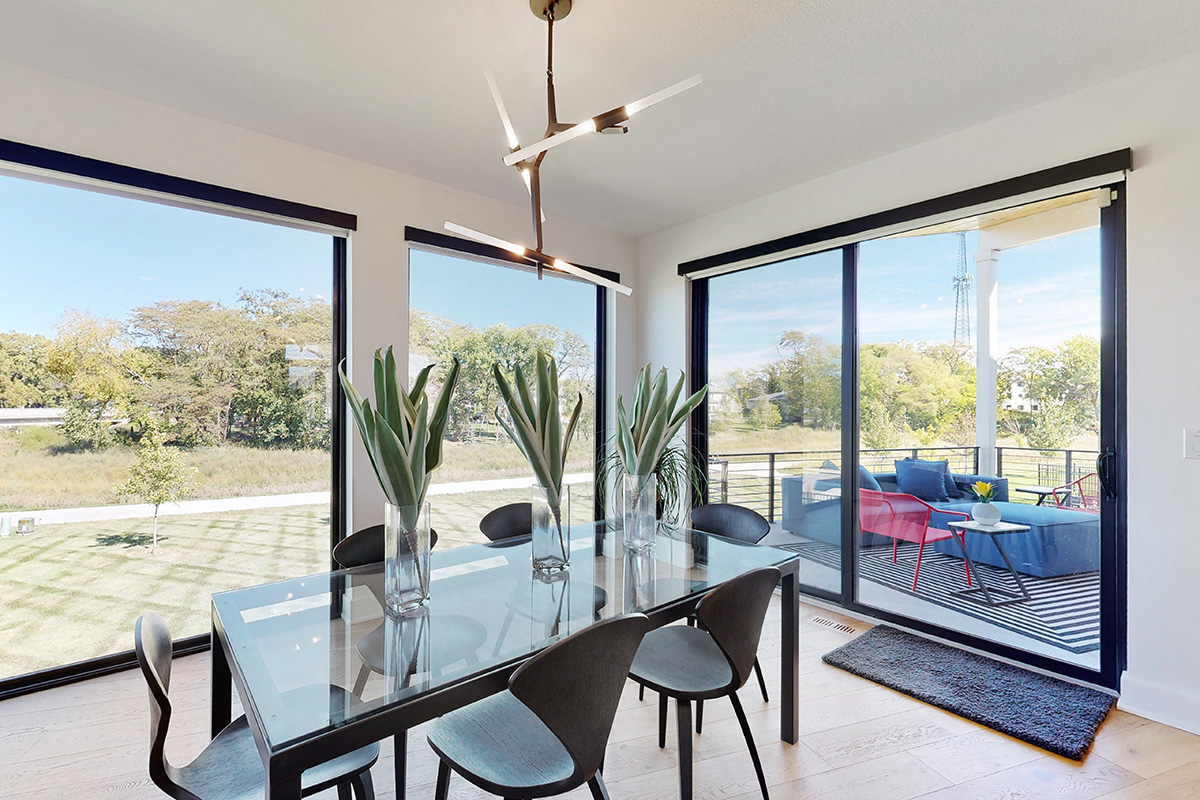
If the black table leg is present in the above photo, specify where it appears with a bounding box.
[394,730,407,800]
[990,536,1032,601]
[211,605,231,738]
[780,569,799,744]
[266,765,302,800]
[949,530,996,605]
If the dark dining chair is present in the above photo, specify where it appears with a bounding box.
[427,613,651,800]
[638,503,770,709]
[628,566,781,800]
[332,523,439,569]
[479,502,533,541]
[134,613,378,800]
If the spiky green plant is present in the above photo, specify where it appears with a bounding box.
[493,351,582,519]
[615,364,708,481]
[337,346,461,534]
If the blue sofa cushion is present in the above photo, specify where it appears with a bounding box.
[859,464,882,492]
[931,501,1100,577]
[894,459,951,502]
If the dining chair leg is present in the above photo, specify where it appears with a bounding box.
[753,657,770,703]
[352,770,375,800]
[676,698,693,800]
[351,663,370,696]
[587,773,612,800]
[638,683,645,701]
[730,691,769,800]
[338,783,352,800]
[658,691,668,748]
[394,730,407,800]
[492,609,515,657]
[434,760,451,800]
[696,699,703,734]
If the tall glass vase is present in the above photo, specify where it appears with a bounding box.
[383,501,431,616]
[531,484,570,573]
[623,472,657,552]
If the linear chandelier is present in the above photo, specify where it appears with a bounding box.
[445,0,702,296]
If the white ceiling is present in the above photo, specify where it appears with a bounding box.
[0,1,1197,238]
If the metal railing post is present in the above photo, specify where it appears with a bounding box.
[767,453,776,523]
[1065,450,1074,483]
[721,460,729,504]
[996,447,1004,476]
[974,446,980,474]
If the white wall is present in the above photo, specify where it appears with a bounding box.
[0,59,637,530]
[636,49,1200,733]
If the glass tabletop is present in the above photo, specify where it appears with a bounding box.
[212,520,798,752]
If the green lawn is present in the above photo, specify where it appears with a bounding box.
[0,482,597,680]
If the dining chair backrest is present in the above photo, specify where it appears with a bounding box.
[134,613,186,798]
[859,489,933,542]
[1054,473,1101,514]
[333,524,439,569]
[690,503,770,544]
[695,567,781,691]
[479,503,533,541]
[507,613,650,783]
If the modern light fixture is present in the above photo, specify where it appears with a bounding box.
[445,0,702,296]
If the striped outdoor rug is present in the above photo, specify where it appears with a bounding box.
[782,540,1100,653]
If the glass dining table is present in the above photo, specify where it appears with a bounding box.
[210,520,801,800]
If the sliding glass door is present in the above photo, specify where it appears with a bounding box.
[705,250,844,593]
[693,178,1125,687]
[855,191,1108,672]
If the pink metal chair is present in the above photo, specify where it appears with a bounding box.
[1052,472,1101,514]
[859,489,972,592]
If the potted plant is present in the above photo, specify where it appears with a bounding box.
[493,352,582,573]
[970,480,1001,525]
[339,347,460,615]
[613,364,707,550]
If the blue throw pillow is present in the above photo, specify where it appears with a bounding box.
[901,457,958,498]
[858,464,882,492]
[894,459,950,502]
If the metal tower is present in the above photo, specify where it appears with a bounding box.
[952,231,973,345]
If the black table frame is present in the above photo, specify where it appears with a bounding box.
[947,520,1033,607]
[1013,485,1071,506]
[210,547,800,800]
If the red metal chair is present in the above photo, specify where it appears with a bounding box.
[1052,472,1101,514]
[859,489,972,592]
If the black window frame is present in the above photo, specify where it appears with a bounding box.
[0,138,355,700]
[404,226,614,522]
[688,151,1129,690]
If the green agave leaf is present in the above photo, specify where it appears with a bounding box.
[409,361,433,407]
[372,408,418,507]
[425,357,461,472]
[410,397,429,505]
[513,362,540,433]
[636,369,670,450]
[615,398,637,475]
[668,385,709,430]
[635,398,670,475]
[536,352,553,445]
[560,392,583,475]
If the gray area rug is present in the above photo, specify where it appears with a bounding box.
[822,625,1115,760]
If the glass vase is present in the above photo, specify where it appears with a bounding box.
[623,473,657,552]
[383,501,431,616]
[531,483,570,573]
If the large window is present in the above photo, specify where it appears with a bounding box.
[0,152,348,690]
[407,245,602,546]
[688,153,1127,688]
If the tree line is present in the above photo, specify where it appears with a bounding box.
[0,289,331,450]
[410,309,594,443]
[713,330,1100,451]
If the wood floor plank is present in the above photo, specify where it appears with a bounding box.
[0,596,1188,800]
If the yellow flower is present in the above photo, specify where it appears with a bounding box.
[972,481,996,501]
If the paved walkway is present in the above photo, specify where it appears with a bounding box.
[5,472,593,526]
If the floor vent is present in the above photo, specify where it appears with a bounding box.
[811,616,859,635]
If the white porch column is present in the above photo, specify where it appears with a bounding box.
[975,249,1000,476]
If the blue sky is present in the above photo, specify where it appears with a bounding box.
[409,248,596,338]
[709,226,1101,378]
[1,171,1096,374]
[0,174,331,337]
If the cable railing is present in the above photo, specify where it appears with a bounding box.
[708,445,1098,523]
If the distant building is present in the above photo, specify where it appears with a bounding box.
[1002,381,1041,413]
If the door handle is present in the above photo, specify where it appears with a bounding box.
[1096,447,1117,501]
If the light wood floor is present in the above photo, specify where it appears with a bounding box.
[3,598,1199,800]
